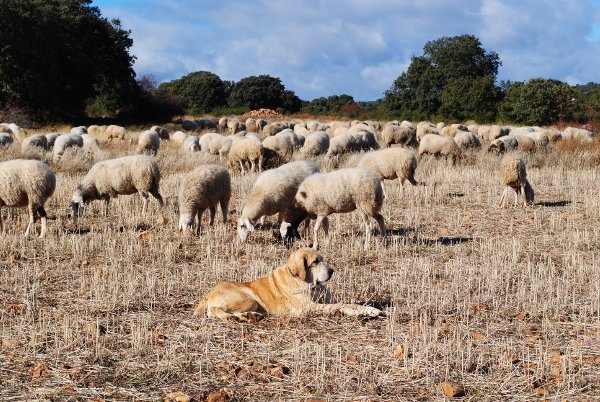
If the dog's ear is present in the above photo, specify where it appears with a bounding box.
[287,248,314,281]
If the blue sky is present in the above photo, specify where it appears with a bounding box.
[92,0,600,101]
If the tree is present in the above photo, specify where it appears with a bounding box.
[158,71,228,114]
[0,0,137,119]
[227,74,301,113]
[303,94,355,115]
[440,76,502,122]
[383,34,501,120]
[498,78,581,125]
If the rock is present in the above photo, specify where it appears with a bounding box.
[440,381,465,397]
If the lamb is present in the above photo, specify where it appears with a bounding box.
[381,124,417,147]
[418,134,462,162]
[71,126,87,135]
[45,132,60,149]
[499,153,534,207]
[237,160,319,242]
[281,167,386,250]
[183,135,200,154]
[453,130,481,150]
[358,148,418,196]
[301,131,330,157]
[0,159,56,238]
[178,164,231,234]
[227,137,265,174]
[172,131,188,144]
[21,134,48,157]
[70,155,163,221]
[150,125,169,140]
[53,134,84,161]
[136,129,160,155]
[105,125,133,142]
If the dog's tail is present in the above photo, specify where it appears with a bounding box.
[193,296,208,317]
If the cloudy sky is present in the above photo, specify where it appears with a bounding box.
[92,0,600,101]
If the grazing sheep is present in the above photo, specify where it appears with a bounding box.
[418,134,462,162]
[262,122,289,137]
[45,132,60,149]
[453,131,481,150]
[227,119,245,134]
[150,125,169,140]
[358,148,418,197]
[301,131,330,157]
[294,124,311,139]
[562,127,594,142]
[53,134,84,161]
[178,164,231,234]
[228,137,265,174]
[183,135,200,154]
[480,125,509,142]
[70,155,163,220]
[196,118,217,132]
[70,126,87,135]
[218,117,229,133]
[81,134,101,157]
[499,153,534,207]
[0,133,12,147]
[0,159,56,238]
[263,134,294,166]
[381,124,417,147]
[0,123,23,142]
[238,160,319,242]
[525,131,550,148]
[136,129,160,155]
[21,134,48,156]
[245,118,257,133]
[200,133,236,160]
[488,136,518,155]
[182,120,198,131]
[416,124,439,141]
[255,119,268,133]
[105,125,132,142]
[87,125,107,138]
[172,131,188,144]
[284,167,386,250]
[326,132,357,157]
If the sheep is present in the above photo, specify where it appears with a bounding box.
[255,118,268,133]
[45,132,60,149]
[183,135,200,154]
[227,119,245,134]
[263,134,294,166]
[136,129,160,155]
[488,136,518,155]
[0,133,12,147]
[440,126,459,138]
[178,164,231,234]
[262,122,289,137]
[418,134,462,162]
[218,117,229,133]
[150,125,169,140]
[357,148,418,197]
[453,130,481,151]
[182,120,198,131]
[326,132,357,157]
[0,159,56,238]
[381,124,417,147]
[282,167,386,250]
[172,131,188,144]
[81,133,101,157]
[0,123,23,142]
[200,132,236,160]
[21,134,48,157]
[71,126,87,135]
[245,118,257,133]
[227,137,265,174]
[196,119,217,132]
[238,160,319,242]
[87,125,107,137]
[525,131,550,148]
[416,124,439,141]
[562,127,594,142]
[70,155,163,221]
[294,124,311,139]
[499,153,534,207]
[54,134,83,162]
[105,125,133,142]
[301,131,330,157]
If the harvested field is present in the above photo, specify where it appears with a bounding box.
[0,135,599,400]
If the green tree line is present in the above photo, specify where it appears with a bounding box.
[1,2,599,125]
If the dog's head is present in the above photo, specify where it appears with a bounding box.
[287,248,333,287]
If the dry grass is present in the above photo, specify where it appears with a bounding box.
[1,135,600,401]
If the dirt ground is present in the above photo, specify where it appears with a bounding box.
[1,130,599,401]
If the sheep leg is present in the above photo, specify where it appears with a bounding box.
[0,210,3,234]
[208,207,216,226]
[374,213,386,237]
[150,189,164,208]
[220,200,229,224]
[140,193,149,215]
[239,161,245,175]
[196,209,204,235]
[513,188,519,206]
[520,184,527,207]
[499,187,509,207]
[103,197,110,216]
[362,213,372,249]
[312,215,327,250]
[381,180,387,198]
[38,206,48,238]
[24,204,35,237]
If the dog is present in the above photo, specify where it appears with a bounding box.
[193,248,382,321]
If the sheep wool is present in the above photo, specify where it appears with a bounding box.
[301,131,330,157]
[178,164,231,234]
[136,130,160,155]
[358,147,418,196]
[0,159,56,237]
[418,134,462,162]
[227,137,265,174]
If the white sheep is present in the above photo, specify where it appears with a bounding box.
[263,134,294,166]
[45,132,60,149]
[200,132,236,160]
[381,124,417,147]
[136,129,160,155]
[21,134,48,157]
[245,118,257,133]
[53,134,84,161]
[453,130,481,150]
[262,122,289,137]
[81,133,101,157]
[0,123,23,142]
[105,125,133,142]
[358,147,418,196]
[255,119,268,133]
[488,135,535,154]
[218,117,229,133]
[561,127,594,142]
[237,160,320,242]
[301,131,330,157]
[227,137,265,174]
[87,125,107,138]
[286,167,386,250]
[150,125,169,140]
[0,159,56,237]
[183,135,200,154]
[326,132,357,157]
[70,155,163,220]
[418,134,462,162]
[178,164,231,234]
[172,131,188,144]
[70,126,87,135]
[499,153,534,207]
[227,119,245,134]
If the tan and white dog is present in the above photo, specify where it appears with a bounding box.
[194,248,382,321]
